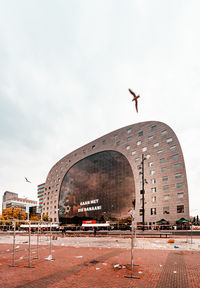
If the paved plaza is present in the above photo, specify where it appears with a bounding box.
[0,235,199,288]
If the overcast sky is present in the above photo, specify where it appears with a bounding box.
[0,0,199,216]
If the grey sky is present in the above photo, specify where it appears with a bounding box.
[0,0,200,216]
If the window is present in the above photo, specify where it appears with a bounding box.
[151,187,156,193]
[151,125,157,131]
[177,192,184,198]
[161,130,167,136]
[116,141,120,146]
[127,136,132,142]
[148,136,153,141]
[146,154,151,159]
[137,140,141,146]
[175,173,182,179]
[142,147,147,152]
[126,145,130,150]
[127,128,132,134]
[170,145,176,152]
[162,176,168,181]
[157,150,163,155]
[161,167,167,172]
[160,158,165,163]
[114,135,118,140]
[152,196,156,202]
[163,185,169,190]
[176,182,183,188]
[150,170,155,176]
[92,145,96,150]
[132,150,136,156]
[137,164,142,170]
[164,194,169,200]
[151,178,156,184]
[177,205,184,213]
[166,137,173,143]
[138,131,143,137]
[174,163,181,170]
[151,208,156,215]
[135,157,140,162]
[172,154,179,161]
[148,162,153,167]
[163,206,170,214]
[102,140,106,145]
[154,142,159,147]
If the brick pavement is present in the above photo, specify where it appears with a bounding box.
[0,244,199,288]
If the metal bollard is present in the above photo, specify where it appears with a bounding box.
[25,221,34,268]
[9,220,17,267]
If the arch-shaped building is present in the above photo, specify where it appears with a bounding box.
[42,121,189,225]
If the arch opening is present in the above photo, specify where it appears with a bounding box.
[58,150,135,225]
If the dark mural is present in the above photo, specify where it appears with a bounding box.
[58,150,135,224]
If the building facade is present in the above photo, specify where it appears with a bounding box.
[37,183,45,213]
[42,121,189,225]
[2,191,37,215]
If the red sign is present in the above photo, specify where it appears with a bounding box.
[82,220,96,224]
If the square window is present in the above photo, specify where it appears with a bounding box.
[164,194,169,200]
[114,135,118,140]
[177,192,184,198]
[163,185,169,190]
[148,136,153,141]
[148,162,153,167]
[154,142,159,147]
[127,136,132,142]
[151,125,157,131]
[163,206,170,214]
[174,163,181,170]
[132,150,136,155]
[151,208,156,215]
[146,154,151,159]
[135,157,140,162]
[142,147,147,152]
[152,196,156,202]
[137,140,141,146]
[170,145,176,152]
[166,137,173,143]
[150,170,155,176]
[151,187,156,193]
[161,167,167,172]
[175,173,182,179]
[161,130,167,136]
[116,141,120,146]
[176,182,183,188]
[138,131,143,137]
[177,205,184,213]
[172,154,179,161]
[151,178,156,184]
[102,140,106,145]
[157,150,163,155]
[127,128,132,134]
[162,176,168,181]
[92,145,96,150]
[160,158,166,163]
[126,145,130,150]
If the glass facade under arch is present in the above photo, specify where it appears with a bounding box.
[58,150,135,224]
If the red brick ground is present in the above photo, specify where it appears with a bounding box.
[0,243,199,288]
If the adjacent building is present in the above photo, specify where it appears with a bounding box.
[42,121,190,225]
[37,183,45,213]
[2,191,37,215]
